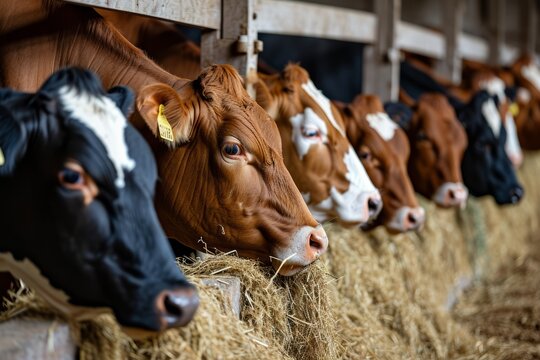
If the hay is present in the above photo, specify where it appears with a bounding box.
[3,154,540,360]
[1,253,341,360]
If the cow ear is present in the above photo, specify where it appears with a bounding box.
[107,86,135,117]
[136,84,193,146]
[0,109,28,176]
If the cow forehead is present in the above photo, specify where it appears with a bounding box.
[479,77,506,103]
[366,112,398,141]
[522,63,540,91]
[481,98,502,138]
[301,80,346,137]
[58,86,135,188]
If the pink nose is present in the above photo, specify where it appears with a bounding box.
[305,226,328,262]
[402,207,426,231]
[155,286,199,330]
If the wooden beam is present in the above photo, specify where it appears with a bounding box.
[460,33,490,62]
[488,0,506,66]
[363,0,401,102]
[256,0,376,43]
[437,0,465,84]
[63,0,221,29]
[200,0,259,97]
[396,22,445,59]
[522,0,538,55]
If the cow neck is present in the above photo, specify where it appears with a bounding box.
[0,1,188,93]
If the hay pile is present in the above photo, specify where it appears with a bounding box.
[2,154,540,359]
[1,254,342,360]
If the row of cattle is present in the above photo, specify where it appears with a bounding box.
[0,0,538,335]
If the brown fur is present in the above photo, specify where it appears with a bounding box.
[405,93,468,199]
[336,94,419,231]
[0,0,320,268]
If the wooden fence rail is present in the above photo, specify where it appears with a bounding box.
[64,0,539,100]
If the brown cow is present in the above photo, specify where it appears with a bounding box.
[398,92,469,208]
[103,12,382,226]
[335,95,425,233]
[0,0,328,275]
[255,66,382,225]
[511,55,540,150]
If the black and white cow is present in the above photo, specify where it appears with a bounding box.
[459,91,524,204]
[0,68,199,332]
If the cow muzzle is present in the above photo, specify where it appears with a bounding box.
[386,206,426,233]
[271,225,328,276]
[155,286,199,330]
[433,182,468,208]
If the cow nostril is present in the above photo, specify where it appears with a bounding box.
[509,187,524,204]
[407,212,417,224]
[448,189,456,200]
[368,198,381,214]
[164,295,183,317]
[307,227,328,257]
[157,287,199,329]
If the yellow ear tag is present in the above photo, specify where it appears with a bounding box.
[157,104,174,143]
[0,147,4,167]
[509,102,520,117]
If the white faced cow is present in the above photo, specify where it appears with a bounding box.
[0,68,199,332]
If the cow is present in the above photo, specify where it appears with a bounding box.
[511,55,540,150]
[400,60,523,205]
[255,66,382,225]
[0,67,198,333]
[101,12,382,226]
[391,89,468,208]
[0,0,327,276]
[458,90,524,204]
[334,95,425,233]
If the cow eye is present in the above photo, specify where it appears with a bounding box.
[222,142,244,159]
[58,166,85,189]
[359,151,372,161]
[301,126,321,139]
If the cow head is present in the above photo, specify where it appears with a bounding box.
[395,93,468,208]
[254,64,382,226]
[337,95,424,233]
[459,91,523,205]
[0,68,198,332]
[136,65,327,276]
[512,54,540,101]
[471,73,523,168]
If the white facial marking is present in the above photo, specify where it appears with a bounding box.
[482,98,502,138]
[306,147,379,224]
[301,80,346,137]
[479,77,506,103]
[504,112,523,167]
[59,86,136,188]
[0,252,110,320]
[517,87,531,103]
[289,107,328,159]
[522,63,540,91]
[366,112,399,141]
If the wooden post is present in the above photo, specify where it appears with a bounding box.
[437,0,465,84]
[521,0,538,55]
[363,0,401,102]
[201,0,260,97]
[488,0,505,66]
